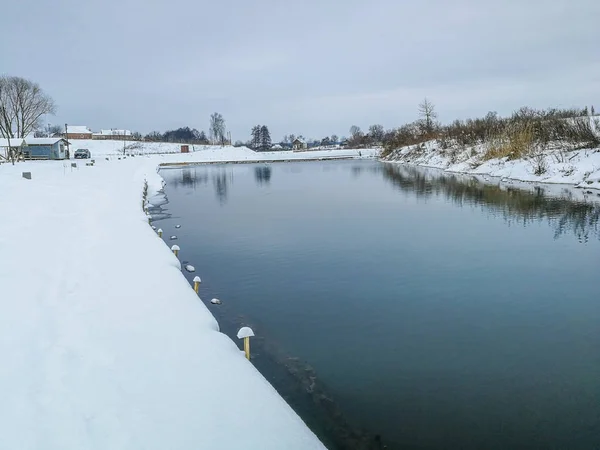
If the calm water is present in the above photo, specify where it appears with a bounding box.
[153,161,600,449]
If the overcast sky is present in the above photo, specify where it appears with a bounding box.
[1,0,598,141]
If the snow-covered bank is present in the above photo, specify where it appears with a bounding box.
[0,153,330,449]
[383,140,600,190]
[67,138,380,161]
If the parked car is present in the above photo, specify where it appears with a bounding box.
[74,149,91,159]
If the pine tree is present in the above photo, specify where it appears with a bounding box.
[260,125,271,150]
[251,125,261,150]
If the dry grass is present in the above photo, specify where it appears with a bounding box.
[483,124,535,161]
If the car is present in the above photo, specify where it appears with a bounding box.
[74,149,91,159]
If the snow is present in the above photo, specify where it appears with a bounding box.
[384,140,600,191]
[184,264,195,273]
[66,125,92,134]
[0,149,327,449]
[193,276,201,283]
[237,327,255,339]
[211,298,222,305]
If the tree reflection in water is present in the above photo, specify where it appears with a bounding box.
[380,164,600,242]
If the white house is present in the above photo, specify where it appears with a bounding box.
[92,129,133,140]
[292,138,307,150]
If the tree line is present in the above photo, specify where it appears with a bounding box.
[144,112,228,145]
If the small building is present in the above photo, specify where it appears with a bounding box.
[0,138,23,161]
[93,129,132,140]
[23,138,70,160]
[65,125,93,140]
[271,144,283,150]
[292,138,307,151]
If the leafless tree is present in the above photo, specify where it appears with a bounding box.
[209,112,226,146]
[0,76,56,164]
[418,98,438,134]
[349,125,361,138]
[331,134,339,144]
[368,124,385,143]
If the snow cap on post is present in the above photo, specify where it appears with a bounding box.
[171,244,180,251]
[237,327,255,339]
[193,276,201,283]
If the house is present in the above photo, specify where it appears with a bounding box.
[65,125,93,140]
[271,144,283,150]
[93,129,132,140]
[292,138,307,151]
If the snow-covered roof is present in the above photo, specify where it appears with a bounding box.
[293,138,306,144]
[272,144,283,149]
[66,126,92,134]
[24,138,68,145]
[99,129,132,136]
[0,138,25,147]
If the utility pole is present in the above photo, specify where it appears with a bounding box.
[65,123,70,159]
[123,129,126,155]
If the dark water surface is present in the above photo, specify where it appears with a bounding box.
[152,161,600,449]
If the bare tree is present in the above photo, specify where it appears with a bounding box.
[331,134,339,144]
[209,112,226,146]
[0,76,56,164]
[418,98,438,134]
[349,125,361,138]
[368,124,385,143]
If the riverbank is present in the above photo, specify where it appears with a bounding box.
[0,147,380,448]
[383,140,600,190]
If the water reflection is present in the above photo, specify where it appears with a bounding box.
[254,165,272,186]
[164,166,233,204]
[382,164,600,242]
[213,170,232,205]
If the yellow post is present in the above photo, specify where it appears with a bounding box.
[244,337,250,360]
[193,276,201,294]
[158,228,163,238]
[237,327,254,361]
[171,245,180,257]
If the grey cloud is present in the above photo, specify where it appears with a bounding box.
[1,0,597,141]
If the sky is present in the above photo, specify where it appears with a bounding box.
[1,0,598,141]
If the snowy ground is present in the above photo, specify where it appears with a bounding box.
[384,140,600,191]
[67,138,380,161]
[0,142,381,449]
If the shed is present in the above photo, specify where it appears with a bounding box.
[0,138,25,160]
[292,138,307,151]
[22,138,70,160]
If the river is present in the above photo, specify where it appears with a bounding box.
[151,160,600,449]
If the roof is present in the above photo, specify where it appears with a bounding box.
[24,138,69,146]
[293,137,306,144]
[0,138,26,147]
[66,126,92,134]
[99,129,131,136]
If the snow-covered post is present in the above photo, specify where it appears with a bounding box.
[157,228,163,238]
[171,244,180,258]
[237,327,255,361]
[193,276,201,293]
